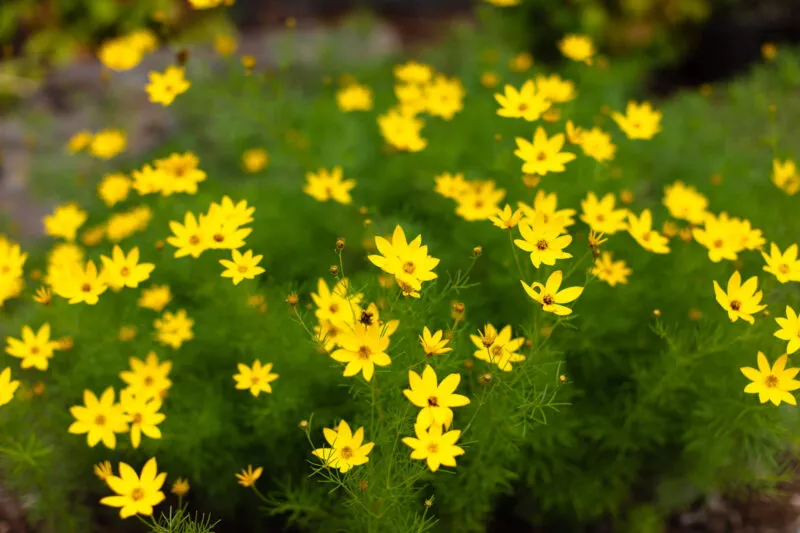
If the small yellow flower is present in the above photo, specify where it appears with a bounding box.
[67,130,93,153]
[514,127,576,176]
[138,285,172,312]
[219,249,265,285]
[0,368,20,407]
[775,306,800,355]
[536,74,576,103]
[154,310,194,350]
[171,478,190,497]
[403,365,470,428]
[119,390,165,449]
[43,203,87,242]
[489,204,523,230]
[402,423,465,472]
[89,129,127,160]
[33,286,52,306]
[241,148,269,173]
[146,66,190,106]
[394,61,433,85]
[772,159,798,196]
[5,323,60,371]
[119,352,172,400]
[712,271,766,325]
[419,327,452,357]
[235,465,263,487]
[68,388,129,449]
[612,101,662,140]
[591,252,631,286]
[741,352,799,406]
[627,209,670,254]
[494,81,551,121]
[558,34,595,64]
[312,420,374,473]
[514,214,573,268]
[99,458,166,519]
[336,83,373,112]
[580,192,628,235]
[233,361,279,396]
[303,167,356,204]
[93,460,113,481]
[521,270,584,316]
[100,246,155,290]
[761,243,800,283]
[579,127,616,162]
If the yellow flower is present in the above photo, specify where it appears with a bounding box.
[514,214,573,268]
[241,148,269,173]
[514,127,576,176]
[395,83,427,116]
[303,167,356,205]
[131,164,168,196]
[167,212,211,259]
[50,259,108,305]
[154,152,207,196]
[402,423,465,472]
[89,129,127,159]
[146,66,191,106]
[691,212,744,263]
[558,34,595,64]
[219,249,265,285]
[470,324,526,371]
[485,0,520,5]
[627,209,670,254]
[33,286,52,306]
[214,35,238,56]
[154,310,194,350]
[662,181,709,224]
[434,172,469,199]
[0,368,20,407]
[494,81,551,121]
[591,252,631,286]
[535,74,576,103]
[100,246,155,290]
[67,130,93,153]
[426,75,465,120]
[171,478,190,497]
[105,206,152,243]
[5,323,60,371]
[99,458,166,519]
[235,465,263,487]
[775,306,800,355]
[419,327,452,356]
[394,61,433,85]
[68,388,129,449]
[138,285,172,312]
[98,38,144,71]
[611,101,662,140]
[330,304,398,382]
[489,204,523,230]
[312,420,375,473]
[311,278,362,325]
[336,83,373,112]
[713,271,766,324]
[455,180,507,222]
[377,108,427,152]
[761,243,800,283]
[772,159,799,196]
[207,196,255,229]
[368,225,439,292]
[43,203,87,242]
[94,461,113,481]
[579,127,616,162]
[521,270,583,316]
[119,352,172,400]
[565,120,584,144]
[580,192,628,234]
[98,173,131,207]
[740,352,800,406]
[188,0,224,8]
[517,189,576,233]
[508,52,533,72]
[233,360,279,396]
[119,390,165,449]
[404,365,470,428]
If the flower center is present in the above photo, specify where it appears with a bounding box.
[542,294,555,306]
[596,214,605,222]
[250,376,261,386]
[94,414,106,426]
[120,267,129,277]
[189,235,200,245]
[130,487,145,501]
[536,152,547,161]
[213,234,225,243]
[779,264,790,274]
[427,396,439,407]
[238,265,249,273]
[402,261,416,274]
[132,413,143,424]
[81,283,92,292]
[357,346,371,360]
[536,239,548,251]
[490,344,503,357]
[30,347,40,355]
[340,446,354,459]
[144,376,154,386]
[359,311,373,326]
[765,374,779,388]
[729,300,741,311]
[329,303,339,314]
[427,442,439,454]
[712,239,724,248]
[518,103,529,112]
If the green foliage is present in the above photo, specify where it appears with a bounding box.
[1,14,799,533]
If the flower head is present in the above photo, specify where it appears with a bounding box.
[220,249,265,285]
[303,167,356,205]
[514,127,576,176]
[627,209,670,254]
[43,204,87,242]
[712,271,766,324]
[233,361,279,396]
[337,83,373,112]
[494,81,551,121]
[89,129,127,159]
[368,225,439,294]
[100,246,155,290]
[120,352,173,400]
[241,148,269,173]
[612,101,662,140]
[470,324,526,371]
[138,285,172,312]
[154,310,194,349]
[402,423,465,472]
[403,365,470,428]
[514,214,573,268]
[662,181,709,224]
[68,388,129,449]
[99,458,166,518]
[591,252,631,286]
[580,192,628,234]
[0,368,20,407]
[558,34,595,64]
[419,327,452,357]
[312,420,375,473]
[761,243,800,283]
[521,270,583,316]
[119,390,165,448]
[330,304,398,381]
[235,465,263,487]
[146,66,190,106]
[775,306,800,355]
[5,323,60,371]
[741,352,800,406]
[489,204,524,230]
